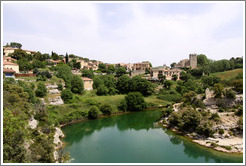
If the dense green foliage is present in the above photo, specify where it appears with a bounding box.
[88,106,99,119]
[71,75,84,94]
[100,103,113,115]
[82,69,94,79]
[61,89,73,103]
[35,82,47,97]
[124,92,146,111]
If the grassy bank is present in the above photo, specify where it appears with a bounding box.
[47,90,170,126]
[211,68,243,80]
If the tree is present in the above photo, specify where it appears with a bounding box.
[116,75,130,94]
[65,53,69,64]
[61,89,73,103]
[213,83,224,98]
[197,54,209,67]
[100,103,113,115]
[35,82,47,97]
[163,80,172,90]
[10,42,22,49]
[68,54,77,58]
[170,62,176,68]
[128,76,154,96]
[172,74,178,81]
[17,59,33,73]
[71,75,84,94]
[107,65,116,74]
[74,62,81,69]
[233,79,243,93]
[82,69,94,79]
[98,63,107,73]
[88,106,99,119]
[125,92,146,111]
[11,49,29,60]
[116,67,127,77]
[32,59,46,69]
[93,77,104,89]
[51,51,59,60]
[96,85,108,96]
[179,71,191,82]
[181,109,202,132]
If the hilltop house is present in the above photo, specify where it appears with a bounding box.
[3,61,19,73]
[3,47,36,57]
[3,69,16,78]
[151,65,182,80]
[174,54,197,69]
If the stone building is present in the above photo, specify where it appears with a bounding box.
[151,65,182,80]
[81,77,93,90]
[3,61,19,73]
[174,54,197,69]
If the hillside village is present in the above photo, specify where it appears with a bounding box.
[2,42,243,163]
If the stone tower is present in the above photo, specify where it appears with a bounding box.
[189,54,197,68]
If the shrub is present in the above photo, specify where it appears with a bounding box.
[88,106,99,119]
[61,89,73,103]
[125,92,146,111]
[197,121,214,137]
[210,113,220,122]
[181,109,202,132]
[219,129,225,135]
[57,83,63,91]
[100,103,113,115]
[225,89,236,99]
[35,82,47,97]
[96,85,108,96]
[71,75,84,94]
[118,99,127,111]
[235,105,243,116]
[233,79,243,93]
[168,112,182,127]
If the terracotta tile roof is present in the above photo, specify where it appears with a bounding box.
[3,68,16,73]
[3,57,17,61]
[81,77,93,81]
[3,61,19,66]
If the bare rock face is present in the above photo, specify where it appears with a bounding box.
[46,84,58,89]
[49,96,64,105]
[54,127,65,162]
[203,88,216,106]
[49,89,60,94]
[29,116,38,129]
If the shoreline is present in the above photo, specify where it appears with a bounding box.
[160,121,243,154]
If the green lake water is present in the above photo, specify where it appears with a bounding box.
[62,109,243,163]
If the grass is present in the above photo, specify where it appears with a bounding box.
[211,68,243,80]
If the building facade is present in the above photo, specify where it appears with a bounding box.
[81,77,93,90]
[3,61,19,73]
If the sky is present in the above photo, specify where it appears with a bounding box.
[2,2,244,67]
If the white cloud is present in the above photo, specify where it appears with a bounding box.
[3,2,244,66]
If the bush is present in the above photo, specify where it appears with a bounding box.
[235,105,243,116]
[118,99,127,111]
[61,89,73,103]
[181,109,202,132]
[100,103,113,115]
[210,113,220,122]
[233,79,243,93]
[225,89,236,99]
[57,83,63,91]
[125,92,146,111]
[197,121,214,137]
[96,85,108,96]
[35,82,47,97]
[71,75,84,94]
[168,112,182,127]
[88,106,99,119]
[219,129,225,135]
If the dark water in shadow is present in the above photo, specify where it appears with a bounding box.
[62,109,243,163]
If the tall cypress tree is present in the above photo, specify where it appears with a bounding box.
[65,53,69,64]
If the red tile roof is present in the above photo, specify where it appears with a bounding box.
[3,61,19,66]
[3,69,16,73]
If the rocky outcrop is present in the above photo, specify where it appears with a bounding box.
[53,127,65,162]
[203,88,217,106]
[28,116,38,129]
[49,89,60,94]
[49,96,64,105]
[46,84,58,89]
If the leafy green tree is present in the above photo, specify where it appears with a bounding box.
[170,62,176,68]
[35,82,47,97]
[197,54,209,67]
[93,77,104,89]
[69,54,77,58]
[233,79,243,93]
[118,99,127,111]
[163,80,172,90]
[116,75,131,94]
[116,67,127,77]
[180,71,191,82]
[82,69,94,79]
[11,49,29,60]
[225,89,236,99]
[17,59,33,73]
[57,83,63,91]
[172,74,178,81]
[100,103,113,115]
[61,89,73,103]
[74,62,81,69]
[10,42,22,49]
[190,68,203,78]
[96,85,109,96]
[213,83,224,98]
[197,121,214,137]
[71,75,84,94]
[88,106,99,119]
[128,76,154,96]
[56,64,73,89]
[107,65,116,74]
[169,112,182,127]
[98,63,107,73]
[201,75,221,87]
[181,109,202,132]
[51,51,59,60]
[32,59,46,69]
[125,92,146,111]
